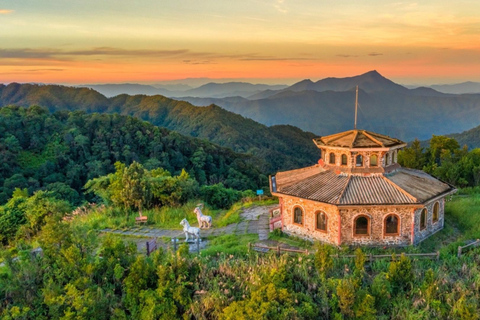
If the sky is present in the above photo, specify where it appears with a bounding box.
[1,0,480,85]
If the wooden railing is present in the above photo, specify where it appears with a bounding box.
[249,243,440,260]
[457,239,480,258]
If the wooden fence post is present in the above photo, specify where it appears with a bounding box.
[369,253,373,262]
[457,246,462,258]
[436,251,440,261]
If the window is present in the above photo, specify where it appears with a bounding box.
[293,207,303,225]
[329,153,336,164]
[433,202,439,223]
[385,153,390,166]
[354,216,370,236]
[316,211,327,232]
[356,155,363,167]
[420,208,427,230]
[341,154,348,166]
[384,215,399,235]
[319,149,322,159]
[370,154,378,167]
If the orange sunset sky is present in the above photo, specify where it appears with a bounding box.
[1,0,480,85]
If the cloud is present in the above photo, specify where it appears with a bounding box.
[0,47,317,65]
[183,60,216,65]
[368,52,383,56]
[336,54,358,58]
[0,9,13,14]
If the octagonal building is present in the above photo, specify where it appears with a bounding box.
[270,129,456,246]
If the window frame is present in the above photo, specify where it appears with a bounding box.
[315,211,328,232]
[384,214,400,236]
[385,153,390,166]
[329,152,336,165]
[420,208,427,230]
[293,206,304,226]
[432,202,439,223]
[370,154,378,167]
[354,215,370,237]
[355,154,363,167]
[341,154,348,166]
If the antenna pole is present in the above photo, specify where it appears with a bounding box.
[354,85,358,130]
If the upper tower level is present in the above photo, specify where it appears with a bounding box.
[313,129,407,174]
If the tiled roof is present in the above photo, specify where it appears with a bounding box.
[313,129,406,149]
[340,175,414,205]
[386,169,452,203]
[280,170,349,203]
[275,168,454,205]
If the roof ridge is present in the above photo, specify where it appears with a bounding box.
[381,174,418,202]
[362,131,384,147]
[337,174,352,204]
[350,130,359,148]
[325,130,355,144]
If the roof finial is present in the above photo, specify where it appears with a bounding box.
[354,85,358,130]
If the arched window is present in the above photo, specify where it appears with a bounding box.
[370,154,378,167]
[354,216,370,236]
[316,211,327,232]
[293,207,303,225]
[356,155,363,167]
[341,154,348,166]
[433,202,439,223]
[420,208,427,230]
[385,153,390,166]
[329,153,336,164]
[384,214,399,235]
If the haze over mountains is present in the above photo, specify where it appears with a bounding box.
[179,71,480,141]
[82,82,287,99]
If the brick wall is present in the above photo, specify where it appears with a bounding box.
[339,206,413,246]
[281,195,340,245]
[413,198,445,245]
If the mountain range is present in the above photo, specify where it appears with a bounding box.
[179,71,480,141]
[0,83,319,173]
[82,82,287,98]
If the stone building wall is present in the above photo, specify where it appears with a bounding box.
[280,195,340,245]
[339,206,413,246]
[413,198,445,245]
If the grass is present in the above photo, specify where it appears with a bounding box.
[71,198,278,231]
[201,233,258,256]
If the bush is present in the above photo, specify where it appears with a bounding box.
[200,183,241,209]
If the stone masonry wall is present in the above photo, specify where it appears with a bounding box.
[413,198,445,245]
[281,195,340,245]
[339,206,413,246]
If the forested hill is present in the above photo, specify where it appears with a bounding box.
[449,124,480,149]
[0,83,320,172]
[0,105,266,204]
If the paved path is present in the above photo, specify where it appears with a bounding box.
[100,205,277,252]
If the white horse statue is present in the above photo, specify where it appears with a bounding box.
[180,218,200,242]
[194,205,212,229]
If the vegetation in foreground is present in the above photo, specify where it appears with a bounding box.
[1,190,480,319]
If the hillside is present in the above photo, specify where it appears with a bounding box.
[0,83,320,172]
[449,124,480,149]
[0,105,266,204]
